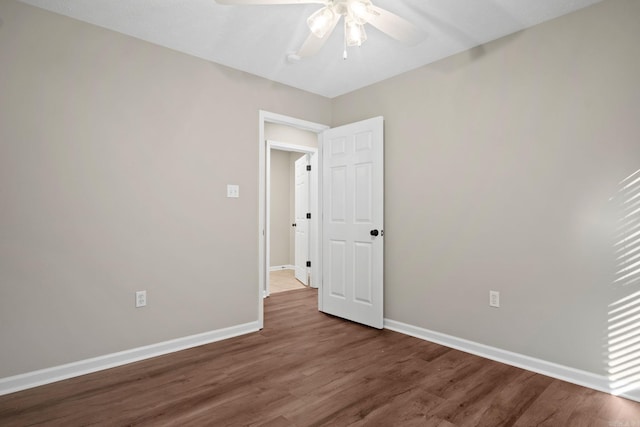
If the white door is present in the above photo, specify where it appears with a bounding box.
[321,117,384,329]
[294,154,310,285]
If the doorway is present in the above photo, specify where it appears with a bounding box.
[258,111,329,329]
[259,111,385,330]
[266,143,317,295]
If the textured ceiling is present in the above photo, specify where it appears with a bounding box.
[19,0,602,98]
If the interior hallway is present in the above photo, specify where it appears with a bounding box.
[269,269,306,293]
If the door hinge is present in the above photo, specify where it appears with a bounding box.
[306,165,311,171]
[306,261,311,267]
[306,213,311,219]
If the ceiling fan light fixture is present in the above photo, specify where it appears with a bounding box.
[345,17,366,46]
[307,6,336,38]
[348,0,373,25]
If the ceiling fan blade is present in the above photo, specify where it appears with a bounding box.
[215,0,324,5]
[296,14,339,57]
[367,5,426,46]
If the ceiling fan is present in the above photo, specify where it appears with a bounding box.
[215,0,426,59]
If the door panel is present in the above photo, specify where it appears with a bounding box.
[321,117,384,329]
[294,154,310,285]
[329,240,346,298]
[354,163,373,222]
[354,242,373,304]
[330,167,347,221]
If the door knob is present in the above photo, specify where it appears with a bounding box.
[370,229,379,236]
[292,223,297,227]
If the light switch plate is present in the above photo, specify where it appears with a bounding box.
[227,185,239,198]
[135,290,147,308]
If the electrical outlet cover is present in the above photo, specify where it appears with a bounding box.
[489,290,500,308]
[136,290,147,308]
[227,184,240,198]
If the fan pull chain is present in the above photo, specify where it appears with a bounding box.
[343,18,348,60]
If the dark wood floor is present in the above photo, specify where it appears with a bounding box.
[1,288,639,426]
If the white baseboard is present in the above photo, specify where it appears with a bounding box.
[269,265,295,271]
[384,319,640,403]
[4,318,638,403]
[0,321,259,396]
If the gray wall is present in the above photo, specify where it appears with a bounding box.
[0,0,330,377]
[2,0,639,383]
[265,123,318,149]
[332,0,640,375]
[269,150,291,267]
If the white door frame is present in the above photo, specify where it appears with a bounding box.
[266,142,317,296]
[258,110,329,329]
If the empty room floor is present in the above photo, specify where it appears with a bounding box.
[1,288,639,426]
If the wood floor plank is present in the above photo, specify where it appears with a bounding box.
[474,370,552,426]
[1,287,638,426]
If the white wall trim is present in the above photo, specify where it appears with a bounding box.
[270,141,318,154]
[4,316,637,402]
[269,265,295,271]
[384,319,640,403]
[0,321,259,396]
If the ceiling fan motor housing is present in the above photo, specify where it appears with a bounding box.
[308,0,373,45]
[332,0,374,23]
